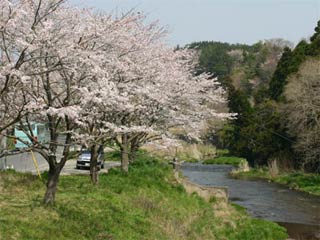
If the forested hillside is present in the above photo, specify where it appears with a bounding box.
[188,39,291,96]
[190,20,320,173]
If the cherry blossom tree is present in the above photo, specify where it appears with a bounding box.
[111,48,229,172]
[75,12,230,176]
[71,12,164,182]
[0,0,105,203]
[0,0,55,148]
[1,0,231,200]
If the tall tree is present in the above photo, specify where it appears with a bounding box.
[268,47,293,101]
[284,58,320,172]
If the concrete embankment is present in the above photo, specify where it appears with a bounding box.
[174,171,228,202]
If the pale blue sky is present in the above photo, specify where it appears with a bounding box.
[70,0,320,46]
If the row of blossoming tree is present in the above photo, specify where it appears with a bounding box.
[0,0,230,204]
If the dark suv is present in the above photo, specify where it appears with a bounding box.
[76,146,105,170]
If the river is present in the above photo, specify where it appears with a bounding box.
[181,163,320,240]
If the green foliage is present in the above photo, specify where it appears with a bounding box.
[203,156,246,166]
[310,20,320,42]
[190,24,320,172]
[276,173,320,196]
[198,43,234,76]
[231,168,270,180]
[232,219,288,240]
[215,22,320,169]
[308,20,320,56]
[268,47,294,101]
[228,87,253,121]
[231,202,247,214]
[265,21,320,171]
[189,40,278,95]
[232,22,320,172]
[216,149,230,157]
[253,86,269,104]
[104,150,121,161]
[190,39,294,167]
[269,25,320,102]
[0,154,287,240]
[219,97,295,167]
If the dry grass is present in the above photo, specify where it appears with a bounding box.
[143,142,216,162]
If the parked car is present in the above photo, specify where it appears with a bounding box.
[76,146,105,170]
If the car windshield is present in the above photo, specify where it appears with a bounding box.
[81,150,91,155]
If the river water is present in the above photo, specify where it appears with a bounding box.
[181,163,320,240]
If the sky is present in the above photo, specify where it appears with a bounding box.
[70,0,320,46]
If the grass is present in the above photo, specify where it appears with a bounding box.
[232,169,320,196]
[203,156,247,166]
[0,154,287,240]
[216,149,230,157]
[202,149,247,167]
[104,150,121,161]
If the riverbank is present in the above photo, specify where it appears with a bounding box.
[231,168,320,196]
[182,162,320,240]
[203,156,246,166]
[0,154,288,240]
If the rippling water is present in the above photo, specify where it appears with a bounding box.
[181,163,320,240]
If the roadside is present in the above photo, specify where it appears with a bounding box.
[60,160,120,176]
[0,142,119,176]
[0,146,120,176]
[0,151,48,173]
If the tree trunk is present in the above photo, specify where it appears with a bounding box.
[121,135,129,173]
[129,145,138,163]
[43,162,61,205]
[90,145,99,184]
[43,132,72,205]
[129,134,142,163]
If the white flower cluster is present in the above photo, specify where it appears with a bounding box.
[0,0,231,149]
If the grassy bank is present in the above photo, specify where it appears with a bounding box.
[203,156,246,166]
[0,154,287,240]
[232,169,320,196]
[202,149,247,167]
